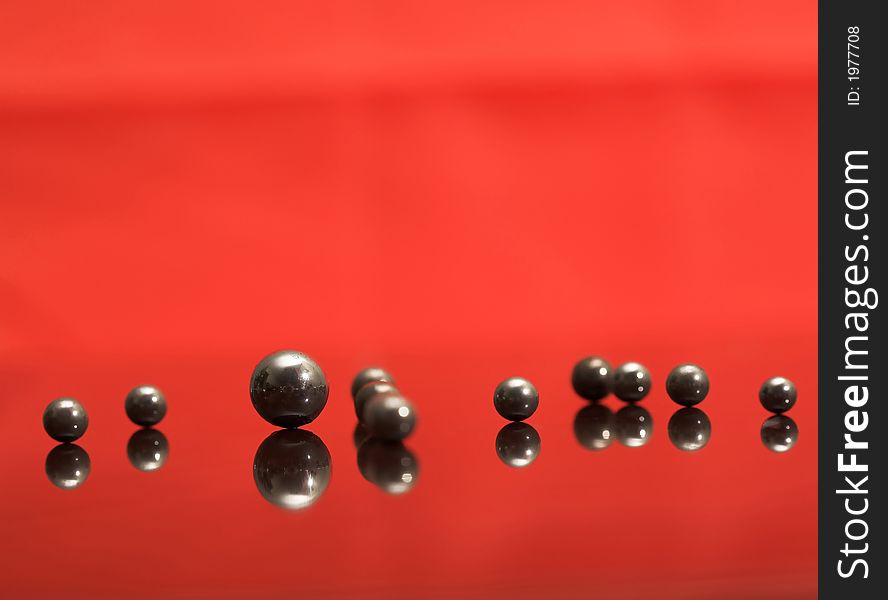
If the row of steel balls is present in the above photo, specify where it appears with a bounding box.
[41,351,798,445]
[494,358,799,422]
[42,385,168,443]
[42,386,169,490]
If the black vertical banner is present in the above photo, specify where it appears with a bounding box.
[819,1,885,598]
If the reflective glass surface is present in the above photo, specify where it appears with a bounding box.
[1,340,815,599]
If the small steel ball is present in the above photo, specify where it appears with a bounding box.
[615,404,654,447]
[667,407,712,451]
[127,428,170,472]
[571,356,614,401]
[573,404,616,451]
[761,415,799,452]
[249,350,329,428]
[357,438,420,494]
[493,377,539,421]
[354,380,398,421]
[362,391,417,441]
[351,367,395,399]
[495,422,541,467]
[759,377,797,413]
[666,364,710,406]
[613,362,652,402]
[43,398,89,442]
[253,429,332,510]
[45,444,91,490]
[125,385,167,427]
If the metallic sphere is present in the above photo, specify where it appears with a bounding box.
[250,350,329,428]
[573,404,616,451]
[127,428,170,471]
[571,356,614,401]
[45,444,91,490]
[493,377,539,421]
[761,415,799,452]
[125,385,167,427]
[613,363,652,402]
[43,397,89,442]
[667,407,712,451]
[351,367,396,399]
[665,364,709,406]
[759,377,797,413]
[253,429,332,510]
[357,438,420,494]
[362,391,418,441]
[495,422,541,467]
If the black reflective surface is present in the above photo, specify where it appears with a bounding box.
[253,429,332,510]
[249,350,329,428]
[613,362,652,402]
[665,364,709,406]
[571,356,614,401]
[45,443,91,489]
[614,404,653,447]
[42,397,89,442]
[759,376,797,413]
[125,385,167,427]
[127,428,170,471]
[350,367,396,399]
[362,391,417,441]
[357,438,420,494]
[760,414,799,452]
[495,422,541,467]
[573,403,616,451]
[354,380,398,421]
[493,377,539,421]
[667,407,711,451]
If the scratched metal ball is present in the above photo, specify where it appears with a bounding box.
[127,428,170,471]
[362,391,417,441]
[495,422,541,468]
[760,415,798,452]
[759,377,797,413]
[252,429,332,510]
[493,377,539,421]
[249,350,329,428]
[354,380,398,421]
[615,404,654,447]
[666,364,709,406]
[357,438,420,494]
[613,362,652,402]
[43,397,89,442]
[351,367,396,399]
[571,356,614,401]
[667,407,711,451]
[573,404,616,451]
[125,385,167,427]
[45,444,91,490]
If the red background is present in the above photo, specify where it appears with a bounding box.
[0,1,816,598]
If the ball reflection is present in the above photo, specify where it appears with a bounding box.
[615,405,653,447]
[495,422,541,467]
[573,404,616,451]
[253,429,332,510]
[761,414,798,452]
[127,428,170,471]
[353,422,371,448]
[357,438,420,494]
[667,407,711,451]
[45,444,91,489]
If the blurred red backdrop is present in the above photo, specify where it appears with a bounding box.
[0,0,815,362]
[0,2,816,599]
